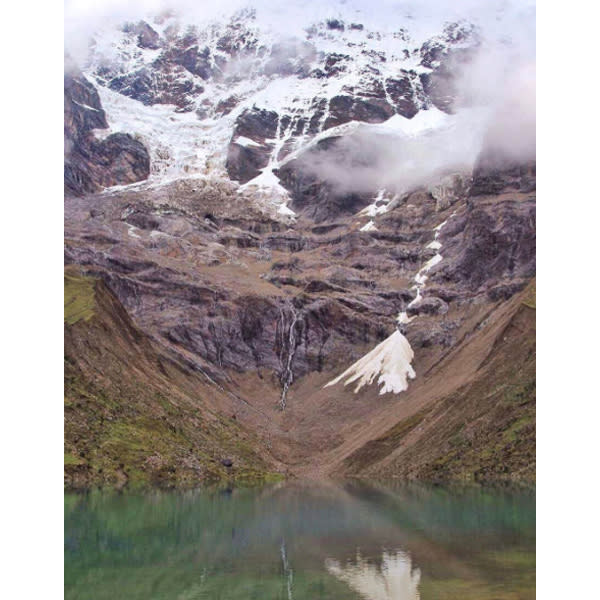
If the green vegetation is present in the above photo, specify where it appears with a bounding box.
[64,271,96,325]
[64,268,281,489]
[64,452,86,466]
[65,365,282,487]
[521,278,536,309]
[424,373,535,482]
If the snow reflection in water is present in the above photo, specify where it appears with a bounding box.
[327,551,420,600]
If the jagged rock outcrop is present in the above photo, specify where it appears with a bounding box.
[64,62,150,196]
[385,75,420,118]
[470,149,536,196]
[432,156,536,295]
[418,21,480,114]
[106,66,205,111]
[226,108,279,182]
[429,172,471,211]
[324,94,395,129]
[123,20,161,49]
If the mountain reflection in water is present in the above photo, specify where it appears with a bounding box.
[65,480,534,600]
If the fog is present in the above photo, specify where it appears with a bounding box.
[302,43,536,195]
[65,0,535,66]
[300,112,489,195]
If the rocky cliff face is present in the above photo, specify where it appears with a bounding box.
[65,148,535,427]
[64,60,150,196]
[64,8,535,482]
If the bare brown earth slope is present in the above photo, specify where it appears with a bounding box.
[338,281,535,481]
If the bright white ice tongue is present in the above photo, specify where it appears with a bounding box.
[324,330,416,395]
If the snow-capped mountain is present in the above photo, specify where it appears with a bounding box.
[67,9,485,202]
[64,2,536,484]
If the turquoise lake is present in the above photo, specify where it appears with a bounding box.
[65,481,535,599]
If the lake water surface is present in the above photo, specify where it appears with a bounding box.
[65,481,535,599]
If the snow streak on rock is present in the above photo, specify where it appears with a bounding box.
[325,330,415,395]
[359,220,378,232]
[397,214,454,325]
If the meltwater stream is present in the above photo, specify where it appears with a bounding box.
[65,481,535,599]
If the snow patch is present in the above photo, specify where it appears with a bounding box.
[397,312,412,325]
[237,167,296,221]
[370,108,451,137]
[422,253,443,272]
[126,224,140,239]
[325,330,416,396]
[359,189,392,218]
[234,136,262,148]
[360,220,378,232]
[278,203,296,217]
[91,83,235,183]
[238,167,288,195]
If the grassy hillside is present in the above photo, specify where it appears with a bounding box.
[342,280,536,482]
[64,267,282,488]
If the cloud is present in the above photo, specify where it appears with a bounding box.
[65,0,536,50]
[478,60,536,166]
[284,2,535,195]
[296,110,488,196]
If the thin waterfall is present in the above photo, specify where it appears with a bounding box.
[278,302,300,410]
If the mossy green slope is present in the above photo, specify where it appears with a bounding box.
[64,268,281,488]
[64,272,96,325]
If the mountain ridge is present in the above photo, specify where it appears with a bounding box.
[64,7,535,485]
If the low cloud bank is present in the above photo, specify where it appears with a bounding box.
[303,65,535,196]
